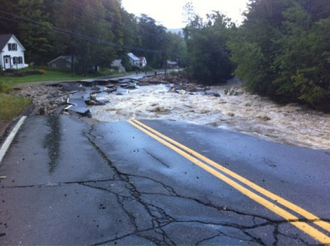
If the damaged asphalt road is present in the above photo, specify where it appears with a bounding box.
[0,116,330,245]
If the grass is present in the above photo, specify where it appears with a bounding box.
[1,70,95,87]
[0,93,32,133]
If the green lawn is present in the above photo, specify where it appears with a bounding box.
[0,70,95,86]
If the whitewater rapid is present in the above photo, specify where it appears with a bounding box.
[90,84,330,151]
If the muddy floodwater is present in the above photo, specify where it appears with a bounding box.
[91,84,330,151]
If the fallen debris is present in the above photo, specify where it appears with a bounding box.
[10,74,225,118]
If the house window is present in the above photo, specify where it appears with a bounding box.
[12,57,23,64]
[8,43,17,51]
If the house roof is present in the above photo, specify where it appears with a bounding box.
[111,59,123,67]
[48,55,74,64]
[0,34,25,51]
[127,52,140,61]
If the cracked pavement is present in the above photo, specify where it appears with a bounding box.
[1,116,329,245]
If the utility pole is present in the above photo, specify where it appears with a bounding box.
[70,5,75,74]
[164,50,167,75]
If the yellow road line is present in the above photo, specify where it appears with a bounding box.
[132,120,330,233]
[128,120,330,245]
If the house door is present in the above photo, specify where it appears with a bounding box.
[4,56,11,70]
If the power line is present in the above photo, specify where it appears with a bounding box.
[0,10,164,54]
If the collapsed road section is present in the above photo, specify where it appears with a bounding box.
[58,77,141,117]
[11,76,148,118]
[11,73,219,119]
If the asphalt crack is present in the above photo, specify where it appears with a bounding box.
[84,126,321,245]
[0,178,117,189]
[143,148,170,168]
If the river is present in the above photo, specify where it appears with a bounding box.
[91,83,330,151]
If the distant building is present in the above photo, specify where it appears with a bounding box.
[139,56,147,68]
[127,52,147,68]
[0,34,28,70]
[167,60,178,68]
[48,55,75,70]
[111,59,126,73]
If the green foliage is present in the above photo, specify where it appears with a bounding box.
[167,31,186,67]
[229,37,269,94]
[137,15,168,68]
[184,12,234,84]
[17,0,54,65]
[229,0,330,111]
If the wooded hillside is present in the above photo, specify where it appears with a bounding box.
[0,0,185,72]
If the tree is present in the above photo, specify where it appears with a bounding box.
[184,12,234,84]
[166,31,186,67]
[137,14,168,68]
[16,0,53,65]
[276,4,330,108]
[0,0,20,34]
[53,0,118,73]
[229,0,330,110]
[120,10,141,51]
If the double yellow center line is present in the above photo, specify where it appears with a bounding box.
[128,120,330,244]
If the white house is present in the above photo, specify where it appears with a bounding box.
[0,34,28,70]
[127,52,147,68]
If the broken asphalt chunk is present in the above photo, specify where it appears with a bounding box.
[69,92,90,101]
[89,92,109,105]
[126,82,140,89]
[65,105,91,116]
[60,83,86,92]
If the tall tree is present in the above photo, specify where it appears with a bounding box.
[137,14,167,68]
[53,0,118,73]
[184,12,234,84]
[0,0,20,34]
[17,0,53,65]
[120,10,141,52]
[229,0,330,110]
[166,31,186,67]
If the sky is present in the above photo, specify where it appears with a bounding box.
[121,0,249,29]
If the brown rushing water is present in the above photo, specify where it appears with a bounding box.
[91,84,330,151]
